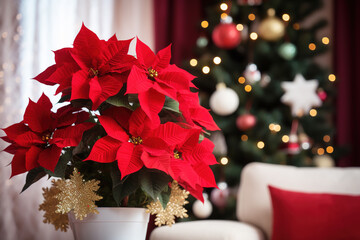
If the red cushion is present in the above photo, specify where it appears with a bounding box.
[269,185,360,240]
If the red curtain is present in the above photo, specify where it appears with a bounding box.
[154,0,203,65]
[334,0,360,166]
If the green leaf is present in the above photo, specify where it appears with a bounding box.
[21,168,46,193]
[139,169,171,202]
[44,149,71,178]
[158,186,171,209]
[58,94,70,103]
[163,97,180,113]
[106,94,133,109]
[111,167,140,206]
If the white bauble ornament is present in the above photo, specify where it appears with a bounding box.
[260,74,271,87]
[314,154,335,168]
[210,182,230,209]
[244,63,261,84]
[192,193,213,219]
[210,131,228,156]
[210,83,239,116]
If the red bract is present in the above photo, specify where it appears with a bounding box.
[2,94,94,177]
[33,48,80,96]
[177,90,220,131]
[126,39,196,125]
[85,107,188,179]
[142,128,218,202]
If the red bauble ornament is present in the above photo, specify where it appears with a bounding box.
[212,23,241,49]
[318,90,327,101]
[286,142,300,154]
[236,114,257,131]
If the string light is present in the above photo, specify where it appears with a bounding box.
[1,32,7,39]
[236,24,244,31]
[250,32,258,40]
[274,124,281,132]
[248,13,256,21]
[309,109,317,117]
[269,123,281,132]
[213,56,221,65]
[282,14,290,22]
[309,43,316,51]
[220,157,229,165]
[201,21,209,29]
[220,3,228,11]
[238,76,245,84]
[326,146,334,154]
[244,84,252,92]
[13,35,20,42]
[257,141,265,149]
[282,135,289,143]
[317,148,325,155]
[221,13,228,19]
[322,37,330,45]
[323,135,331,142]
[241,134,248,141]
[189,59,198,67]
[202,66,210,74]
[328,74,336,82]
[302,142,310,150]
[293,23,300,30]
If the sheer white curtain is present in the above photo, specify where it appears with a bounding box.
[0,1,154,239]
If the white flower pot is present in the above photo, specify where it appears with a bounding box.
[68,207,150,240]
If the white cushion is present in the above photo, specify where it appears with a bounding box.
[150,220,265,240]
[237,162,360,239]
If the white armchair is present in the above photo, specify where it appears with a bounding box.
[150,162,360,240]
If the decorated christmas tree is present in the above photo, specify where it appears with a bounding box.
[185,0,338,220]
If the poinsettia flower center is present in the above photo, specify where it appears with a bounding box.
[174,150,182,159]
[147,68,158,79]
[41,132,53,144]
[130,136,143,145]
[88,68,99,78]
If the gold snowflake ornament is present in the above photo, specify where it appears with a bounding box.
[39,180,69,232]
[55,169,103,220]
[146,181,189,226]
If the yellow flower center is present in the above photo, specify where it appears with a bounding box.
[148,68,158,79]
[131,136,143,145]
[41,133,51,142]
[89,68,99,78]
[174,150,182,159]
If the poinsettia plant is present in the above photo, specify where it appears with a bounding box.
[1,24,219,230]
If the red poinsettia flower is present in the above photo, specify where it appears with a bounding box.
[1,94,94,177]
[126,39,197,125]
[70,25,137,109]
[177,90,220,131]
[142,128,218,201]
[85,107,188,178]
[34,24,137,109]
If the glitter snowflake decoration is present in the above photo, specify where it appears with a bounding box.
[56,169,103,220]
[39,180,69,232]
[146,181,189,226]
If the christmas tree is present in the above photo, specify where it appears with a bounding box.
[185,0,338,220]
